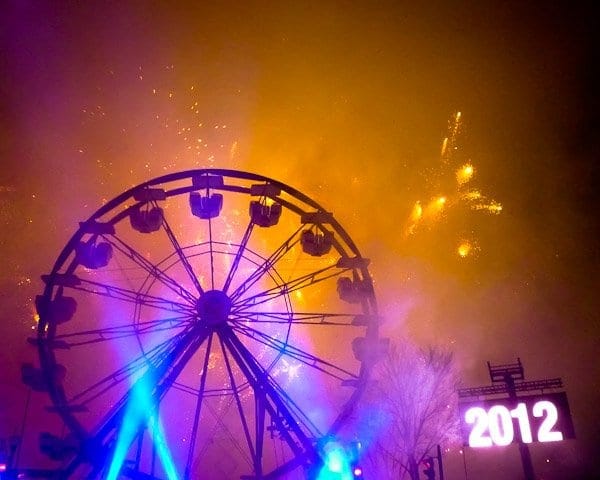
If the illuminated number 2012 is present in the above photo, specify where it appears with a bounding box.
[465,401,563,447]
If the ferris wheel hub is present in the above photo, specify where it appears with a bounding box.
[196,290,232,327]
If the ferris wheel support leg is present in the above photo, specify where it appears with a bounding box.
[219,328,319,477]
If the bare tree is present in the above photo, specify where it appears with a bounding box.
[358,341,460,480]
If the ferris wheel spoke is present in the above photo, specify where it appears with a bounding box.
[229,226,304,303]
[184,333,214,479]
[264,364,322,438]
[52,315,192,348]
[156,201,205,296]
[222,218,254,294]
[68,329,186,407]
[231,311,358,326]
[170,380,235,397]
[68,278,195,315]
[217,334,257,469]
[232,323,358,382]
[201,398,253,469]
[103,234,197,304]
[232,265,346,313]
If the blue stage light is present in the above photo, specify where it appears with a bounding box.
[317,440,353,480]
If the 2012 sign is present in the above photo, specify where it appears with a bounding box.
[459,392,575,447]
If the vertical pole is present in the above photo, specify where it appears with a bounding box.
[255,393,265,479]
[14,387,31,469]
[436,444,445,480]
[462,448,469,480]
[506,376,535,480]
[518,443,535,480]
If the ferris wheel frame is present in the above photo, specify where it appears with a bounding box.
[30,169,385,479]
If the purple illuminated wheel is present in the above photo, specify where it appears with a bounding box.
[32,169,381,479]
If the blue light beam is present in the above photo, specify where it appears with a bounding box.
[106,370,180,480]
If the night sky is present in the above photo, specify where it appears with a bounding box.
[1,2,599,479]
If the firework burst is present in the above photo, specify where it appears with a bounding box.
[403,112,502,258]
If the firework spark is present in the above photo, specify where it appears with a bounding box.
[78,65,242,191]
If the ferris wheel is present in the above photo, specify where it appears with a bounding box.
[27,169,385,479]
